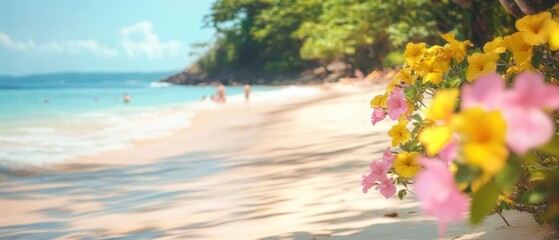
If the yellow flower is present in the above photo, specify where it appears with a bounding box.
[441,33,473,62]
[394,68,417,85]
[424,88,459,123]
[503,32,533,68]
[452,108,509,176]
[419,125,452,157]
[466,52,498,82]
[424,72,443,85]
[549,21,559,51]
[386,78,399,92]
[449,163,458,174]
[515,12,552,46]
[505,65,522,76]
[441,33,457,44]
[403,42,426,68]
[418,58,445,84]
[419,89,458,156]
[370,92,388,108]
[483,37,506,54]
[393,151,421,178]
[405,101,415,116]
[387,120,410,147]
[427,46,451,71]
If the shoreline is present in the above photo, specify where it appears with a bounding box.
[58,84,328,168]
[0,84,317,174]
[0,83,556,239]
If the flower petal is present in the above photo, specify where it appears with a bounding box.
[461,73,505,110]
[504,107,554,154]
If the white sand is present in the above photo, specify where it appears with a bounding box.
[0,83,556,239]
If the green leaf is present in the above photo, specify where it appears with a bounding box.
[539,135,559,156]
[449,77,462,88]
[454,163,476,184]
[470,182,500,225]
[499,200,511,211]
[529,169,546,182]
[404,87,417,100]
[398,189,407,200]
[411,114,422,122]
[523,152,542,166]
[411,122,422,136]
[519,188,547,204]
[531,48,543,68]
[494,158,521,191]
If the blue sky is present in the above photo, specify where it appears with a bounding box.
[0,0,215,75]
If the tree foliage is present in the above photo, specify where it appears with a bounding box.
[193,0,552,80]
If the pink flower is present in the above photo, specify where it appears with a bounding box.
[363,147,395,195]
[502,107,554,154]
[415,157,468,236]
[382,147,395,167]
[368,160,390,181]
[375,177,396,199]
[461,73,505,110]
[361,174,377,193]
[506,71,559,109]
[386,88,408,120]
[503,72,559,153]
[439,134,459,163]
[462,71,559,154]
[371,107,387,125]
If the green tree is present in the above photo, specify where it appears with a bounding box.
[188,0,533,83]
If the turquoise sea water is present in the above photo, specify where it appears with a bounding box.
[0,73,286,166]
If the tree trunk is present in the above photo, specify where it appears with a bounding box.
[470,1,493,46]
[498,0,525,18]
[498,0,559,17]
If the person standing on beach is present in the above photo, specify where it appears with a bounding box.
[244,84,251,103]
[217,84,226,103]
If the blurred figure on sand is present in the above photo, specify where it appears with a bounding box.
[244,84,251,103]
[217,84,226,103]
[123,93,131,104]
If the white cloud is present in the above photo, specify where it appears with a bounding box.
[0,21,185,60]
[0,32,40,51]
[65,40,119,57]
[0,32,119,58]
[120,21,185,59]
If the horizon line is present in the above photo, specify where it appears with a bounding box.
[0,69,181,78]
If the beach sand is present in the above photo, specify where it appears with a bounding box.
[0,84,556,239]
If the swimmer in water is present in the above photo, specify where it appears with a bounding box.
[123,93,131,103]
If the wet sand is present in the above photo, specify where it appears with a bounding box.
[0,84,556,239]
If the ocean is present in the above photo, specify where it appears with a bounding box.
[0,72,315,168]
